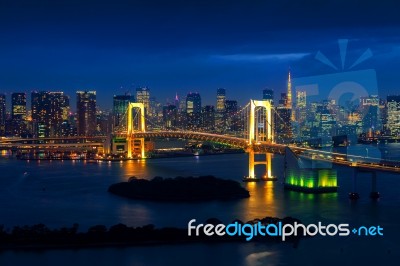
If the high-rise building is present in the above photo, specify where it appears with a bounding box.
[225,100,238,114]
[216,88,226,112]
[263,88,274,104]
[113,94,134,129]
[150,97,163,128]
[319,109,336,137]
[163,104,177,129]
[360,95,379,136]
[52,92,69,136]
[186,92,201,114]
[295,91,307,139]
[136,87,150,116]
[296,91,306,108]
[201,105,215,130]
[31,91,69,137]
[11,92,27,136]
[387,95,400,136]
[0,94,5,136]
[174,92,179,107]
[77,91,97,136]
[275,93,293,143]
[96,110,112,136]
[186,92,201,129]
[275,107,292,143]
[11,93,26,121]
[287,70,292,109]
[279,93,288,107]
[215,88,226,132]
[174,93,186,129]
[379,99,388,135]
[225,100,239,132]
[176,93,186,113]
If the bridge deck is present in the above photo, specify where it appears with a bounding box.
[1,132,399,173]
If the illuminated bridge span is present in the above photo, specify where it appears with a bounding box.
[133,131,247,149]
[132,131,287,154]
[119,100,276,179]
[133,129,400,174]
[0,136,107,152]
[0,142,104,150]
[115,99,400,182]
[0,136,107,144]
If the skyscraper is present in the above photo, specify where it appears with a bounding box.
[225,100,239,132]
[0,94,5,136]
[11,93,26,121]
[11,92,27,136]
[216,88,226,112]
[136,87,150,116]
[286,70,292,109]
[278,93,287,107]
[113,94,134,129]
[52,92,70,136]
[295,91,307,139]
[149,97,163,128]
[275,93,293,143]
[186,92,201,129]
[163,104,177,129]
[201,105,215,130]
[263,88,274,104]
[387,95,400,136]
[186,92,201,114]
[360,95,379,136]
[31,91,68,137]
[215,88,226,132]
[77,91,97,136]
[176,93,186,113]
[296,91,306,108]
[174,92,180,108]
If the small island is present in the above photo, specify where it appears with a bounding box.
[108,175,250,201]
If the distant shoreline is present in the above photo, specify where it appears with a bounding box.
[0,217,303,251]
[12,150,245,161]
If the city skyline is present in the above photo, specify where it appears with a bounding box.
[0,71,399,113]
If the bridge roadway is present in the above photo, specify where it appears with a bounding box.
[1,131,399,173]
[132,131,400,174]
[131,131,286,153]
[0,136,106,151]
[0,143,104,150]
[0,136,107,143]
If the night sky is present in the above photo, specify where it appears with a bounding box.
[0,0,400,110]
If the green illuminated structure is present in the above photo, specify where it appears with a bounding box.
[284,147,338,193]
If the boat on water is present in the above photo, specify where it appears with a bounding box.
[260,176,278,181]
[85,159,99,163]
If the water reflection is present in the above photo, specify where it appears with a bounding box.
[263,182,275,215]
[0,150,11,158]
[285,190,338,201]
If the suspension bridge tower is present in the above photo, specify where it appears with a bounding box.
[245,100,275,180]
[126,102,146,158]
